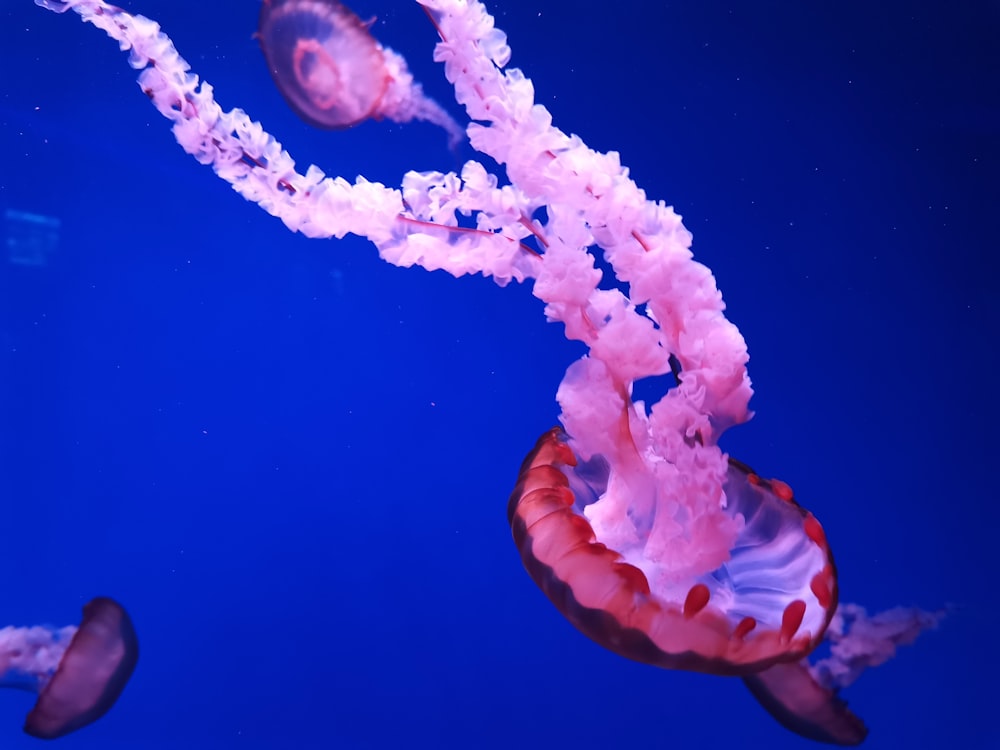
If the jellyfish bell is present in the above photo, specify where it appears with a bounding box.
[743,661,868,745]
[25,597,139,739]
[258,0,388,129]
[0,597,138,739]
[508,428,867,744]
[258,0,464,147]
[509,429,838,673]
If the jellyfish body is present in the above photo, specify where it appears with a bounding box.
[744,661,868,745]
[509,429,867,744]
[0,597,138,739]
[258,0,463,147]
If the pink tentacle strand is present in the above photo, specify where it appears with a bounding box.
[34,0,941,744]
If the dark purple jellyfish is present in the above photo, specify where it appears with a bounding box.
[258,0,463,146]
[0,597,138,739]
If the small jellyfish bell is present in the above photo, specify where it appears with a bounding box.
[0,597,138,739]
[258,0,464,148]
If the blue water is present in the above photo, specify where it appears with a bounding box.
[1,1,995,747]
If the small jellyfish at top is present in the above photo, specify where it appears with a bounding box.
[0,597,138,739]
[258,0,464,148]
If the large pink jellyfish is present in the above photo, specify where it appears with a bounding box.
[509,429,837,674]
[0,598,138,739]
[510,428,862,741]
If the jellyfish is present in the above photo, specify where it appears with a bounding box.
[509,430,835,673]
[32,0,942,743]
[258,0,464,147]
[0,597,138,739]
[509,427,873,744]
[508,419,945,744]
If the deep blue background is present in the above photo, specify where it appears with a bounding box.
[1,0,995,747]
